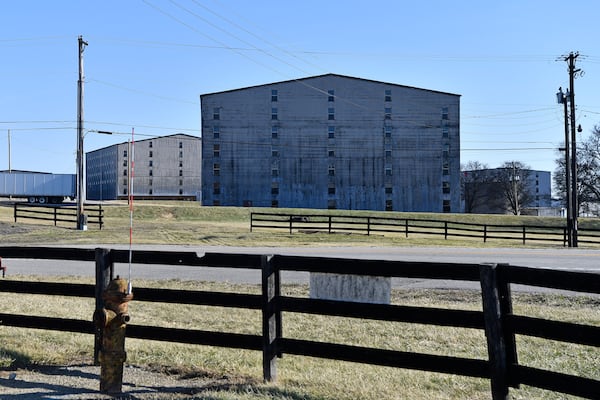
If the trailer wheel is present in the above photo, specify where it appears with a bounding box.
[28,196,37,204]
[37,196,48,204]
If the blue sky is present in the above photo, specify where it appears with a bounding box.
[1,1,599,186]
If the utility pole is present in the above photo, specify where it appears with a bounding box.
[557,87,572,247]
[7,130,11,172]
[77,35,88,230]
[566,52,581,247]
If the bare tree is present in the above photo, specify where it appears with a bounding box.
[461,161,490,213]
[495,161,533,215]
[554,125,600,215]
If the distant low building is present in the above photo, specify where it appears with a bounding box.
[201,73,461,212]
[86,133,201,201]
[463,168,552,214]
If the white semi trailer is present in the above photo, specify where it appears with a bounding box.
[0,171,76,204]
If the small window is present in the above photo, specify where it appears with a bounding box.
[443,200,451,213]
[179,189,183,195]
[149,169,153,176]
[123,160,127,167]
[149,141,153,148]
[385,107,392,119]
[179,170,183,177]
[442,127,449,138]
[271,183,279,195]
[271,89,278,102]
[328,165,335,176]
[328,185,335,195]
[385,167,392,176]
[179,151,183,158]
[179,142,183,148]
[213,163,220,176]
[149,150,153,158]
[149,189,153,195]
[328,126,335,139]
[123,188,128,195]
[328,107,335,120]
[179,161,183,168]
[149,179,153,186]
[442,107,449,120]
[384,125,392,137]
[272,168,279,177]
[179,179,183,186]
[213,108,220,120]
[272,107,278,120]
[213,126,220,139]
[385,200,393,211]
[328,199,336,209]
[272,149,279,157]
[385,186,392,194]
[442,162,449,175]
[123,150,128,157]
[272,126,278,139]
[385,150,392,158]
[213,182,220,195]
[328,89,335,102]
[123,179,127,186]
[385,89,392,102]
[213,144,220,158]
[328,150,335,157]
[149,160,153,167]
[442,181,450,194]
[271,200,279,208]
[123,169,127,176]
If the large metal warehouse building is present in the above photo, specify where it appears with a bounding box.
[201,74,460,212]
[86,133,201,201]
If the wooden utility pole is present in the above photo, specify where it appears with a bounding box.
[77,35,88,230]
[566,52,581,247]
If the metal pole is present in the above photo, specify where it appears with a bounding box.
[7,129,11,172]
[77,35,88,230]
[562,94,572,247]
[568,53,579,247]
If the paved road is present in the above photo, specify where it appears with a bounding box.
[3,245,598,294]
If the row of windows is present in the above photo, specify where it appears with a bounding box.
[122,142,183,156]
[209,198,451,212]
[123,188,186,195]
[123,169,185,177]
[270,89,393,103]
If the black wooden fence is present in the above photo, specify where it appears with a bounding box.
[251,212,600,246]
[13,203,104,229]
[0,246,598,399]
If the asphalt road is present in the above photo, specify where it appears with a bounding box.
[3,245,599,294]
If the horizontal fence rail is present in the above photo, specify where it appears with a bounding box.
[0,246,598,399]
[13,203,104,229]
[250,212,600,246]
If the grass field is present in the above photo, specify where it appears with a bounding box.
[0,202,599,399]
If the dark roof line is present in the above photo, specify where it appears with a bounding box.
[200,73,460,98]
[86,133,200,154]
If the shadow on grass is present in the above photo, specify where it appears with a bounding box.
[0,348,32,369]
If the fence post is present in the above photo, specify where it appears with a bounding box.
[250,213,253,232]
[367,217,371,236]
[444,221,448,240]
[261,254,279,382]
[54,207,58,226]
[289,215,293,235]
[479,263,510,400]
[98,205,104,230]
[94,248,114,365]
[522,227,526,245]
[484,225,487,243]
[13,203,17,223]
[328,216,332,234]
[405,219,408,238]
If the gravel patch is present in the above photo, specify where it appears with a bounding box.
[0,364,255,399]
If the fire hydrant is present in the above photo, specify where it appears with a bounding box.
[93,276,133,394]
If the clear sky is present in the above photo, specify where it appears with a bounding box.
[1,1,599,189]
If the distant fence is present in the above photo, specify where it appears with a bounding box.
[0,246,598,399]
[13,203,104,229]
[250,212,600,246]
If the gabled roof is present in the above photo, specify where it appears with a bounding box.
[201,73,460,98]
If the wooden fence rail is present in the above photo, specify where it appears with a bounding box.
[13,203,104,229]
[0,246,598,399]
[250,212,600,246]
